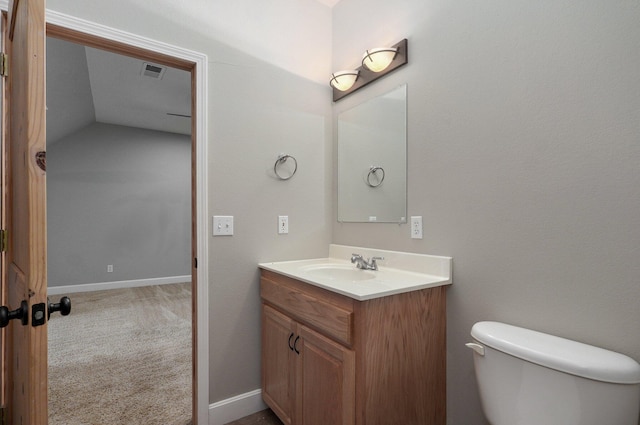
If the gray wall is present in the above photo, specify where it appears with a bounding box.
[332,1,640,424]
[208,63,331,399]
[47,123,191,286]
[45,0,333,404]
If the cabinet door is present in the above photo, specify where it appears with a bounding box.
[262,305,296,425]
[297,325,355,425]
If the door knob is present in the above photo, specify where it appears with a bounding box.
[48,296,71,319]
[0,301,29,328]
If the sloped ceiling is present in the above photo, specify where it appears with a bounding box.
[46,37,191,145]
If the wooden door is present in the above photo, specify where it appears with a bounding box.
[1,0,48,424]
[262,305,296,425]
[297,325,355,425]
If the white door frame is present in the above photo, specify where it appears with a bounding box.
[0,3,210,423]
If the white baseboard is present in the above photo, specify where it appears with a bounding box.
[47,275,192,295]
[208,389,267,425]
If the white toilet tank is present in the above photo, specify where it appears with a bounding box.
[467,321,640,425]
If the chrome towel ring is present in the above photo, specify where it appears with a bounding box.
[274,154,298,180]
[367,165,385,187]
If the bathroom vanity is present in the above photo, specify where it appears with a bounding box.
[259,245,452,425]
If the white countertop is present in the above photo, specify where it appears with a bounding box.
[259,245,452,301]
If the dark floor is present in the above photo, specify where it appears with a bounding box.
[224,409,283,425]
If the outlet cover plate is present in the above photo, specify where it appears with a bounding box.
[278,216,289,234]
[411,216,423,239]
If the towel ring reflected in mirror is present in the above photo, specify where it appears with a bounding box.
[366,165,385,187]
[274,154,298,180]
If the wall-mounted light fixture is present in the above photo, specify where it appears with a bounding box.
[331,38,408,102]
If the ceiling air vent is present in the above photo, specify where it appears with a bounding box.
[141,62,166,79]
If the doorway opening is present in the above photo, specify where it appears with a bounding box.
[45,14,209,425]
[46,35,193,424]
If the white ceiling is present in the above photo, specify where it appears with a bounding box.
[46,37,192,145]
[84,47,191,135]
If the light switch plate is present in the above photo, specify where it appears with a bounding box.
[213,216,234,236]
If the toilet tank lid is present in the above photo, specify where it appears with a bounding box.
[471,321,640,384]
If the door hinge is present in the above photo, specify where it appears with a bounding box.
[0,230,7,252]
[0,53,7,77]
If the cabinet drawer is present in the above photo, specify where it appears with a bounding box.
[261,275,353,346]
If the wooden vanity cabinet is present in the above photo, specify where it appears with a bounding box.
[260,269,446,425]
[262,304,355,425]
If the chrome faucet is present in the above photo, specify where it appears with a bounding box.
[350,253,384,271]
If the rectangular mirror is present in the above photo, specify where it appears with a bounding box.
[338,84,407,223]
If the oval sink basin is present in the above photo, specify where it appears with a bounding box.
[301,264,376,282]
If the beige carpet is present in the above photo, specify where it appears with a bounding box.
[48,283,192,425]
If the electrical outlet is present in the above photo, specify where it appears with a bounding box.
[213,216,234,236]
[411,216,423,239]
[278,216,289,234]
[107,265,114,273]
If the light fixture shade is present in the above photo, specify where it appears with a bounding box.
[362,47,399,72]
[330,70,359,91]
